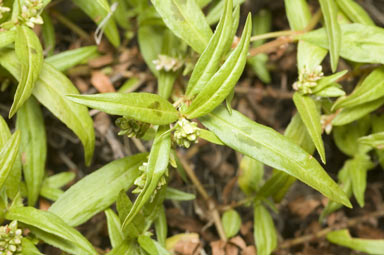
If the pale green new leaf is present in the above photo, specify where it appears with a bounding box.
[238,156,264,195]
[11,25,43,117]
[312,70,348,94]
[0,30,15,48]
[16,97,47,206]
[293,93,325,163]
[49,153,146,226]
[186,0,233,98]
[314,84,345,97]
[319,0,341,72]
[184,14,252,118]
[299,24,384,64]
[165,187,196,201]
[45,46,98,72]
[122,126,171,229]
[222,209,241,238]
[105,209,124,248]
[0,131,20,190]
[336,0,374,26]
[333,67,384,110]
[0,50,95,165]
[6,207,97,255]
[138,25,163,76]
[22,238,43,255]
[200,106,351,207]
[359,132,384,150]
[73,0,120,47]
[297,41,328,74]
[284,0,311,31]
[43,172,76,189]
[254,203,277,255]
[327,229,384,255]
[67,93,179,125]
[151,0,212,54]
[198,128,224,145]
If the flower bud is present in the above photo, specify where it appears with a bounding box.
[0,221,23,255]
[115,117,150,138]
[173,118,200,148]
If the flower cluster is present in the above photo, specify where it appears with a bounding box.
[293,65,324,94]
[173,118,199,148]
[0,0,10,20]
[115,117,150,138]
[153,54,183,72]
[19,0,43,28]
[0,221,23,255]
[132,162,168,201]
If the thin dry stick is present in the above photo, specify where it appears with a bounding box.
[280,208,384,249]
[176,151,228,242]
[50,9,90,41]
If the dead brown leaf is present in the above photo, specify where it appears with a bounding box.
[90,71,115,93]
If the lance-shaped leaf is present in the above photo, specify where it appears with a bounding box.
[0,30,15,48]
[297,41,327,74]
[45,46,98,72]
[6,207,97,255]
[238,156,264,195]
[49,153,146,226]
[16,97,46,206]
[332,97,384,126]
[151,0,212,54]
[319,0,341,72]
[154,205,167,245]
[336,0,374,26]
[67,93,179,125]
[327,229,384,255]
[0,51,95,165]
[285,0,311,31]
[122,126,171,229]
[42,11,55,57]
[200,106,351,207]
[185,0,234,98]
[184,14,252,119]
[165,187,195,201]
[107,238,138,255]
[312,70,348,94]
[333,67,384,110]
[22,238,43,255]
[198,128,225,145]
[10,25,43,117]
[222,209,241,238]
[298,23,384,64]
[349,154,373,207]
[206,0,244,25]
[74,0,120,47]
[359,132,384,150]
[40,172,76,201]
[254,203,277,255]
[293,93,325,163]
[138,25,163,76]
[0,131,20,190]
[105,209,124,248]
[138,235,171,255]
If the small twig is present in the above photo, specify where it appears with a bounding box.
[50,9,90,41]
[176,151,228,242]
[131,137,147,153]
[279,207,384,249]
[250,30,297,42]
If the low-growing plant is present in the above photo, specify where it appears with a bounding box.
[1,0,384,254]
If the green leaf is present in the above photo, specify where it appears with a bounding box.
[293,93,325,163]
[105,209,124,248]
[336,0,375,26]
[0,50,95,165]
[0,30,15,48]
[138,25,163,76]
[6,207,97,255]
[284,0,311,31]
[314,84,345,97]
[184,14,252,118]
[370,114,384,169]
[0,131,20,190]
[16,97,47,206]
[138,235,170,255]
[359,132,384,150]
[107,238,138,255]
[200,106,351,207]
[222,209,241,238]
[299,23,384,64]
[297,41,328,74]
[45,46,98,72]
[42,11,56,57]
[122,126,171,229]
[67,93,179,125]
[312,70,348,94]
[151,0,212,54]
[165,187,195,201]
[185,0,234,98]
[49,153,146,226]
[319,0,341,72]
[116,191,142,238]
[22,238,43,255]
[253,203,277,255]
[198,128,224,145]
[327,229,384,255]
[40,172,76,201]
[349,154,373,207]
[154,205,167,246]
[333,115,371,157]
[206,0,245,25]
[73,0,120,47]
[10,25,44,117]
[333,67,384,110]
[238,156,264,195]
[333,97,384,126]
